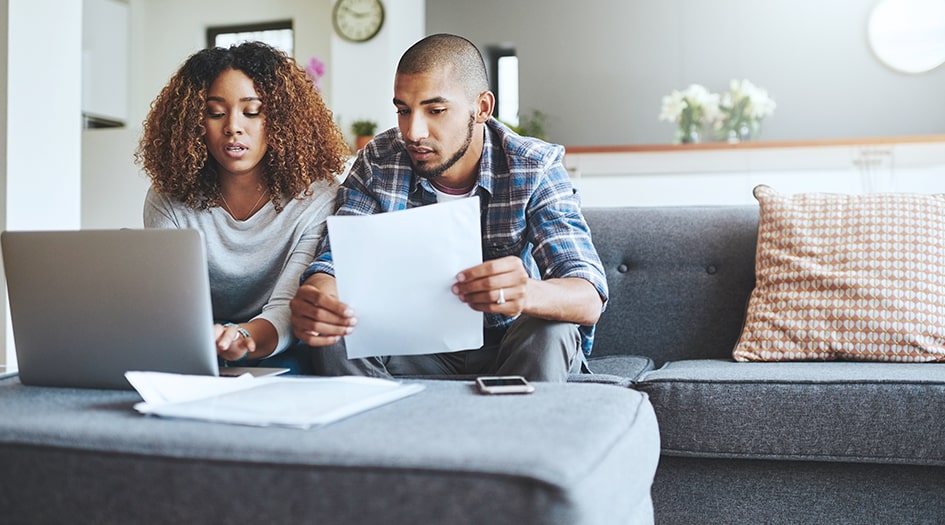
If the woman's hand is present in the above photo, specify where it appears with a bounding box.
[214,323,257,362]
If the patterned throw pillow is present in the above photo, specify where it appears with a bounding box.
[733,185,945,362]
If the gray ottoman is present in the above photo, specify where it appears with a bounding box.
[0,375,659,524]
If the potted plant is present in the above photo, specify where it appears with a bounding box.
[351,119,378,150]
[499,109,549,141]
[518,110,550,140]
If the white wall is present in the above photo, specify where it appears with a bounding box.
[330,0,424,137]
[6,3,82,231]
[0,1,7,370]
[427,0,945,147]
[330,0,422,137]
[81,128,151,229]
[1,0,83,368]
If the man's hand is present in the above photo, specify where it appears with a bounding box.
[452,256,530,316]
[452,256,603,326]
[290,273,357,346]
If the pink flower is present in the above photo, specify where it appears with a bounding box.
[306,56,326,91]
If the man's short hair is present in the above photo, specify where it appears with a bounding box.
[397,33,489,100]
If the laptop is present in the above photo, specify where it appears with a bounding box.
[1,228,288,390]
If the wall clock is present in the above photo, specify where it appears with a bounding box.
[333,0,385,43]
[868,0,945,74]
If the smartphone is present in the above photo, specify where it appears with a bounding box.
[475,375,535,395]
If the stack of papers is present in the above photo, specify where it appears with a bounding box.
[126,371,424,429]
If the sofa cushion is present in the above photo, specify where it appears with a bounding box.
[584,355,655,384]
[636,359,945,466]
[584,206,758,365]
[734,185,945,362]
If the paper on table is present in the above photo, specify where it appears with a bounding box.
[126,370,256,405]
[126,371,425,429]
[327,197,484,358]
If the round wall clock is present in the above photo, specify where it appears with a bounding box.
[868,0,945,74]
[333,0,385,43]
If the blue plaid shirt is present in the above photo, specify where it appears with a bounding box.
[302,118,608,355]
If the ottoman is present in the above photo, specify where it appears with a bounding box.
[0,375,659,524]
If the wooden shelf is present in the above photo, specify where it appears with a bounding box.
[564,135,945,155]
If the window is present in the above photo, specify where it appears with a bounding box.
[488,47,519,127]
[206,20,294,56]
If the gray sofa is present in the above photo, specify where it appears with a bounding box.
[6,203,945,524]
[582,206,945,525]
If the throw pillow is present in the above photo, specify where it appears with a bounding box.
[733,184,945,362]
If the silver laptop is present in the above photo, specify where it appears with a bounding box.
[1,228,287,389]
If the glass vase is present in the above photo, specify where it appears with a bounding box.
[738,121,752,142]
[677,123,701,144]
[733,120,763,142]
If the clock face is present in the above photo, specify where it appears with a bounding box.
[333,0,385,43]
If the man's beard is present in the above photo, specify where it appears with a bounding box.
[413,113,475,180]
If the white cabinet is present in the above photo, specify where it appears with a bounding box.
[564,138,945,208]
[82,0,129,126]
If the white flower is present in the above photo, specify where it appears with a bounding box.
[701,92,721,124]
[714,79,776,139]
[658,84,719,123]
[683,84,717,107]
[658,81,773,143]
[659,91,686,122]
[725,79,776,119]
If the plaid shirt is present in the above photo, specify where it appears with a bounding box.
[303,118,608,355]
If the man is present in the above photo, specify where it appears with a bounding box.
[290,34,607,382]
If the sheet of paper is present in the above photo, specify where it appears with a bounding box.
[327,197,484,358]
[126,370,258,405]
[126,371,425,429]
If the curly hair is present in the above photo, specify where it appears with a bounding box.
[135,41,350,212]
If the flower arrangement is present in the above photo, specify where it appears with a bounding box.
[659,84,719,144]
[305,56,326,92]
[715,79,776,142]
[659,80,776,144]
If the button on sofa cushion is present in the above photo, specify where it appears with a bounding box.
[734,184,945,362]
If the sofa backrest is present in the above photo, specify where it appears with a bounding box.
[583,206,759,365]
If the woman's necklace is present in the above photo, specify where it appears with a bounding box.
[220,188,267,221]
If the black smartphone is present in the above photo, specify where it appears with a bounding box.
[475,375,535,395]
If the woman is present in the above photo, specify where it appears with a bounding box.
[135,41,350,372]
